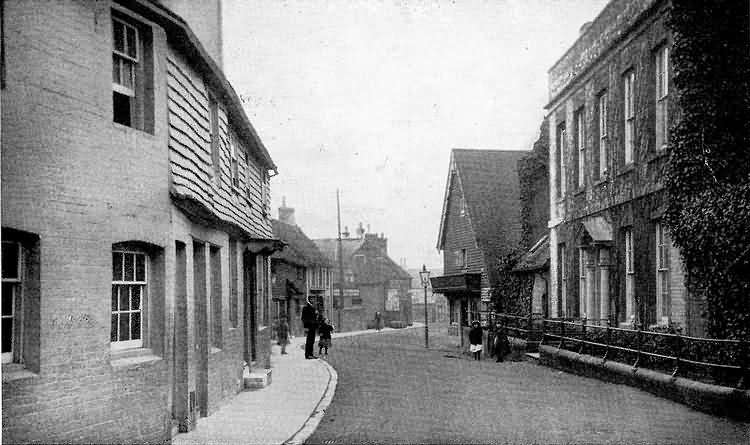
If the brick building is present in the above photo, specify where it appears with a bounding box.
[1,0,283,442]
[271,201,333,337]
[315,225,412,332]
[545,0,699,333]
[431,149,526,343]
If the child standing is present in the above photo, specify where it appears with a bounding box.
[469,320,483,360]
[318,318,334,356]
[277,316,290,355]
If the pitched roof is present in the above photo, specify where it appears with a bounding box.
[437,149,527,272]
[272,220,331,267]
[313,237,411,284]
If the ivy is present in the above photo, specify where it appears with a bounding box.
[664,1,750,340]
[491,120,549,314]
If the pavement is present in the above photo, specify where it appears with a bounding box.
[172,323,424,445]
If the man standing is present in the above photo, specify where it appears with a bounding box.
[301,297,318,359]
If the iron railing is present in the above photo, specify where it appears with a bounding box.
[490,313,749,389]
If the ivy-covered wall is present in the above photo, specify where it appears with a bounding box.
[664,1,750,340]
[491,120,550,315]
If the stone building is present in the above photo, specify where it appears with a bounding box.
[431,149,526,343]
[271,201,333,336]
[545,0,698,332]
[1,0,282,442]
[315,225,412,332]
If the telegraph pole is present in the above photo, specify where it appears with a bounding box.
[336,189,345,330]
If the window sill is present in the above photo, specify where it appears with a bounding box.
[210,346,222,355]
[2,363,39,383]
[110,348,161,369]
[112,121,154,137]
[573,188,586,196]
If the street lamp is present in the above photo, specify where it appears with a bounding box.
[419,264,431,348]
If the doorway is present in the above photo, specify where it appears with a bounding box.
[193,241,208,418]
[173,241,188,432]
[243,251,257,365]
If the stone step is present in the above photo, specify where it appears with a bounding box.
[243,368,272,390]
[525,352,540,362]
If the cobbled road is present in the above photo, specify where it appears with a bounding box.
[306,324,749,445]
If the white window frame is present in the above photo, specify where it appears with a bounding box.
[557,124,567,197]
[576,108,585,188]
[655,46,670,151]
[656,223,670,324]
[624,229,635,322]
[598,92,608,177]
[112,17,139,98]
[579,248,587,318]
[624,70,635,165]
[111,250,147,350]
[2,242,22,364]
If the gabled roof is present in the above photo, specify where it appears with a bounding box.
[437,149,527,270]
[272,220,331,267]
[313,237,411,284]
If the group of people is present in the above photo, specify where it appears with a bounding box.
[275,297,334,359]
[468,320,511,362]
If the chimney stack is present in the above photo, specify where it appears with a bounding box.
[278,196,296,225]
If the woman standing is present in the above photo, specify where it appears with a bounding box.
[469,320,483,360]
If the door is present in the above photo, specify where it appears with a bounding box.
[173,241,189,432]
[243,251,257,364]
[193,242,208,418]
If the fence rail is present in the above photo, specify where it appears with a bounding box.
[492,313,749,389]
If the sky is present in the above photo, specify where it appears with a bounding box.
[222,0,609,271]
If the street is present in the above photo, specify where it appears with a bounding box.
[306,323,750,444]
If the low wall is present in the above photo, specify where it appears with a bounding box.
[539,344,750,420]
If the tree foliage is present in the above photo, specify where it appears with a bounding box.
[664,1,750,339]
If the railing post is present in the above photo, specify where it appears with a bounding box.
[738,340,748,390]
[527,312,532,341]
[541,317,547,346]
[579,318,587,354]
[559,318,565,350]
[672,333,682,379]
[634,322,642,369]
[603,319,611,361]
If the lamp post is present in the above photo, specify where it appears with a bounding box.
[419,264,431,348]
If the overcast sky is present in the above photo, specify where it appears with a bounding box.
[223,0,608,271]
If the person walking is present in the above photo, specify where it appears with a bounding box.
[301,298,318,359]
[375,311,382,331]
[469,320,483,360]
[318,318,334,356]
[277,315,290,355]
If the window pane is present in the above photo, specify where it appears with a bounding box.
[111,286,118,311]
[113,92,132,127]
[121,61,134,89]
[112,55,121,84]
[2,243,19,280]
[135,255,145,282]
[113,20,124,53]
[111,315,118,342]
[131,286,141,310]
[126,26,137,59]
[113,252,123,281]
[2,317,12,353]
[131,312,141,340]
[119,313,130,341]
[2,283,13,316]
[124,253,134,282]
[119,286,129,311]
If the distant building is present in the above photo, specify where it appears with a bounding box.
[1,0,282,442]
[315,224,412,332]
[271,201,333,336]
[545,0,696,332]
[407,267,448,324]
[431,149,526,343]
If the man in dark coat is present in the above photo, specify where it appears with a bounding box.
[301,298,318,359]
